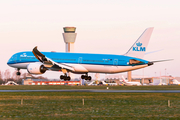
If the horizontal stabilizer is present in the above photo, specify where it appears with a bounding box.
[150,59,173,63]
[145,49,164,55]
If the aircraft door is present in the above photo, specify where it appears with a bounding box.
[78,57,82,64]
[113,59,118,66]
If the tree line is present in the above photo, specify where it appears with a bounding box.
[0,69,47,85]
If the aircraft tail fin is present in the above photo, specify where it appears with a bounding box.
[125,27,154,58]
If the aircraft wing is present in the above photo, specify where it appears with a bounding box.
[32,46,75,72]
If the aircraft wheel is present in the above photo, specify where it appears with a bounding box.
[67,76,71,81]
[84,76,88,80]
[88,76,91,80]
[60,75,64,79]
[64,76,67,81]
[81,75,85,79]
[16,72,21,76]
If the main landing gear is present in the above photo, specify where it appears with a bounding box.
[81,74,91,81]
[16,68,21,76]
[60,69,71,81]
[60,74,71,81]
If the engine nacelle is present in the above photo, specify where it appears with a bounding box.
[27,62,46,74]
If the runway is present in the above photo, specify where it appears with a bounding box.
[0,89,180,93]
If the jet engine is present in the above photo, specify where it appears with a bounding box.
[27,62,47,74]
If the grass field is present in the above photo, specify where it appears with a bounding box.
[0,86,180,119]
[0,85,180,90]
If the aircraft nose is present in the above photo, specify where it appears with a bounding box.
[7,56,14,66]
[7,59,11,66]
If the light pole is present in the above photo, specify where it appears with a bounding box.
[143,68,144,85]
[165,68,167,77]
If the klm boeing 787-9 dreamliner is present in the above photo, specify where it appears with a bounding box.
[7,27,171,80]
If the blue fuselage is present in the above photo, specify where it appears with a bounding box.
[7,51,149,66]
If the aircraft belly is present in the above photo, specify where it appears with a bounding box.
[82,64,148,73]
[81,64,112,73]
[112,64,148,73]
[66,64,88,73]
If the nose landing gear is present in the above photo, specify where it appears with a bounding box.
[16,68,21,76]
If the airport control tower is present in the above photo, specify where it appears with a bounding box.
[62,27,77,53]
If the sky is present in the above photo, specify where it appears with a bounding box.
[0,0,180,79]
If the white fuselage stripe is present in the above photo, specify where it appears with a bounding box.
[8,62,148,74]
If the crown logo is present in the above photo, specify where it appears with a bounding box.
[136,42,142,46]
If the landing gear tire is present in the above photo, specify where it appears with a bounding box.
[60,75,64,79]
[67,76,71,81]
[81,75,85,79]
[64,76,67,81]
[60,75,71,81]
[87,76,92,81]
[81,75,91,81]
[16,72,21,76]
[84,76,88,80]
[16,68,21,76]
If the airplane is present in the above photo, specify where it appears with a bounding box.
[101,81,118,86]
[7,27,171,81]
[87,81,96,86]
[172,79,180,85]
[121,76,141,86]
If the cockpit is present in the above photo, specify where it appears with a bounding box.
[7,53,18,65]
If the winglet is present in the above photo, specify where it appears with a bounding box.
[32,46,47,62]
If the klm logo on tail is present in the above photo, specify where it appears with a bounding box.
[133,42,146,51]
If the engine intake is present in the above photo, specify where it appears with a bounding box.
[27,63,47,74]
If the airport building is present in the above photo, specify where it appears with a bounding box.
[23,76,81,85]
[105,75,175,85]
[22,75,179,86]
